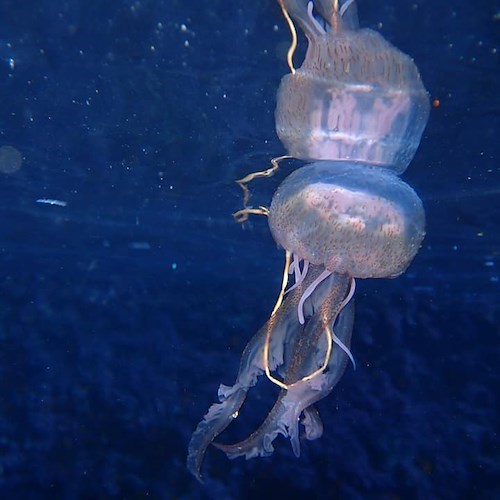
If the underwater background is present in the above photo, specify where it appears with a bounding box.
[0,0,498,498]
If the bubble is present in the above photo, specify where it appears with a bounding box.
[0,145,23,174]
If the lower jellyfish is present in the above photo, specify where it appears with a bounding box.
[187,162,425,480]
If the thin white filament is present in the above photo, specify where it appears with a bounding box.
[297,269,332,324]
[289,254,301,277]
[285,254,309,293]
[332,277,356,369]
[338,276,356,312]
[300,260,309,285]
[339,0,356,17]
[332,327,356,369]
[307,1,326,35]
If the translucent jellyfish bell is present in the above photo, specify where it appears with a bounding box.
[275,0,430,172]
[269,161,425,278]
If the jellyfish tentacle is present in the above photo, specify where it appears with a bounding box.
[306,2,326,36]
[286,256,310,294]
[279,0,345,45]
[213,277,354,460]
[288,254,302,286]
[271,250,293,316]
[339,0,356,17]
[294,255,307,278]
[331,276,356,368]
[293,254,304,280]
[265,250,293,389]
[300,259,309,283]
[339,276,356,311]
[235,155,292,209]
[289,254,303,283]
[233,206,270,223]
[331,324,356,369]
[278,0,299,73]
[297,269,332,324]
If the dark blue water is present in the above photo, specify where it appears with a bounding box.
[0,0,498,498]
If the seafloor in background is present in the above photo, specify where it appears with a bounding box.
[0,0,498,498]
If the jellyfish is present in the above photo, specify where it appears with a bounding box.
[187,162,425,479]
[275,0,430,172]
[187,0,429,481]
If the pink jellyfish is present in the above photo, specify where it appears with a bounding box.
[187,161,425,479]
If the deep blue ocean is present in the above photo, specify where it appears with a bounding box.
[0,0,498,498]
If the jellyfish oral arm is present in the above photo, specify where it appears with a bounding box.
[187,267,353,478]
[187,283,304,480]
[214,284,355,461]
